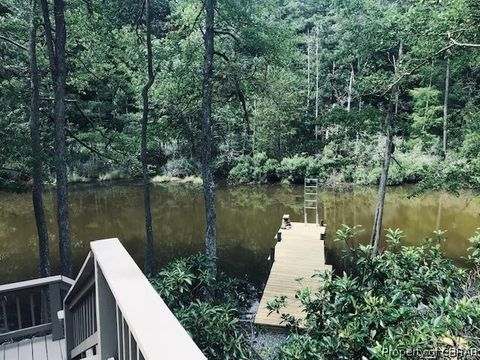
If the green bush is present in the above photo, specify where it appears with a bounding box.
[269,226,480,359]
[150,254,253,359]
[229,152,279,184]
[277,155,319,184]
[164,158,199,178]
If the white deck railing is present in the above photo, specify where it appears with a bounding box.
[0,275,73,343]
[64,238,206,360]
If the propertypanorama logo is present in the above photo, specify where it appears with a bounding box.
[381,347,480,359]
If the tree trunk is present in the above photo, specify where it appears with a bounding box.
[306,29,310,113]
[443,58,450,159]
[370,105,394,256]
[369,41,403,257]
[347,65,354,112]
[142,0,155,275]
[39,0,56,85]
[315,27,319,142]
[30,0,50,278]
[53,0,71,276]
[201,0,218,276]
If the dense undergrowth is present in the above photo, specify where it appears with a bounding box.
[149,229,480,360]
[267,227,480,360]
[228,135,480,192]
[150,254,257,360]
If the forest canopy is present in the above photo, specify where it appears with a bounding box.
[0,0,479,192]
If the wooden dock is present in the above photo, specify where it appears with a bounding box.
[255,221,331,329]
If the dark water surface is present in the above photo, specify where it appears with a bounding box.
[0,182,479,285]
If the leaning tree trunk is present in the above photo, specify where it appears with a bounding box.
[370,104,394,256]
[30,0,50,277]
[443,58,450,159]
[370,42,403,257]
[201,0,218,276]
[142,0,155,275]
[53,0,71,276]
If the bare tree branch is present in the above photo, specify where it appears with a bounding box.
[213,50,229,62]
[382,42,455,96]
[449,37,480,48]
[0,34,28,51]
[214,28,239,42]
[66,128,117,162]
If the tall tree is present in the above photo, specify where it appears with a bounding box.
[370,100,394,256]
[370,40,403,256]
[142,0,156,275]
[29,0,50,277]
[201,0,218,275]
[314,27,319,142]
[442,57,450,159]
[306,29,311,113]
[40,0,72,276]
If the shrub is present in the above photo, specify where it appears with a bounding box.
[277,155,319,184]
[229,155,254,184]
[164,157,199,178]
[269,226,480,359]
[229,152,279,184]
[150,254,253,359]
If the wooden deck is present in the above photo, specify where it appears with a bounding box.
[255,222,331,329]
[0,335,66,360]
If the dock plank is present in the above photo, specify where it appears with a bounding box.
[18,338,33,360]
[45,335,63,360]
[0,335,66,360]
[255,222,331,329]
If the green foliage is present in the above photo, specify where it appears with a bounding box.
[228,152,279,184]
[2,0,479,193]
[272,226,480,359]
[164,158,199,178]
[408,87,443,152]
[150,254,253,360]
[467,229,480,268]
[175,301,251,360]
[278,155,319,184]
[275,335,321,360]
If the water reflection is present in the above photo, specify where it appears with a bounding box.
[0,183,478,285]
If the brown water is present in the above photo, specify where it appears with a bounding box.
[0,182,479,285]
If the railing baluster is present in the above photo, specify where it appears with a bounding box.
[15,296,22,329]
[40,288,47,324]
[129,329,132,360]
[29,294,35,326]
[116,305,122,360]
[87,291,91,337]
[1,299,7,331]
[93,290,97,332]
[82,296,86,341]
[122,314,126,360]
[72,308,76,346]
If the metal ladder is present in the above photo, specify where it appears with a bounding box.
[304,178,319,225]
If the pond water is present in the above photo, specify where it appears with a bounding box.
[0,182,479,285]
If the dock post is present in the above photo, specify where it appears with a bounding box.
[270,247,275,263]
[277,232,282,242]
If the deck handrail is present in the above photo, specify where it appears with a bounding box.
[0,275,73,343]
[64,238,206,360]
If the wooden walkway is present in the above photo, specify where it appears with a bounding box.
[0,335,66,360]
[255,222,331,329]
